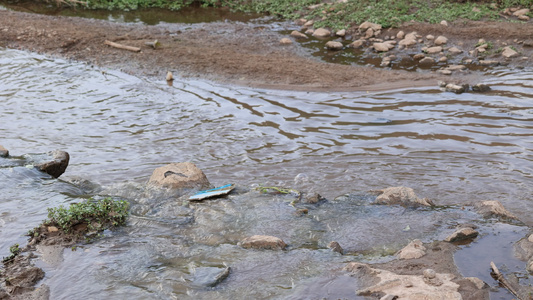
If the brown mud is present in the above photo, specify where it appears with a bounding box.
[2,11,533,91]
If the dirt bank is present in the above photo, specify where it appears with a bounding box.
[0,10,448,91]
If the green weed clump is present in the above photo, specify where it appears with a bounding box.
[46,197,129,233]
[2,244,21,263]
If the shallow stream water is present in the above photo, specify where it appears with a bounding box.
[0,16,532,299]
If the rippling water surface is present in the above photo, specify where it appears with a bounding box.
[1,48,532,299]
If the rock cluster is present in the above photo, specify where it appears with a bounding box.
[286,17,530,73]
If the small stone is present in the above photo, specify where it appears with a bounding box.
[166,71,173,81]
[413,53,425,60]
[350,40,365,48]
[478,38,486,45]
[445,83,469,94]
[446,64,466,71]
[328,241,344,254]
[439,56,448,62]
[304,20,314,27]
[438,69,452,75]
[239,235,286,250]
[290,31,308,39]
[373,42,391,52]
[148,162,211,190]
[444,227,479,242]
[325,41,343,50]
[399,38,417,47]
[448,47,463,55]
[396,239,426,259]
[305,29,314,35]
[295,208,308,216]
[513,8,530,17]
[365,28,374,39]
[396,31,405,39]
[426,46,443,54]
[479,60,499,66]
[304,193,325,204]
[472,84,491,92]
[475,200,517,219]
[279,38,292,45]
[519,15,530,21]
[313,28,331,38]
[34,150,70,178]
[466,277,486,290]
[501,46,519,58]
[434,36,448,45]
[376,186,433,206]
[0,145,8,157]
[419,57,435,65]
[423,269,436,279]
[47,226,59,232]
[359,21,382,31]
[440,20,448,26]
[336,29,346,37]
[528,234,533,243]
[426,34,434,40]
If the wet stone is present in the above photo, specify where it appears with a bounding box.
[148,162,211,190]
[279,38,292,45]
[375,186,433,207]
[0,145,8,157]
[31,150,70,178]
[290,31,307,39]
[444,227,479,242]
[239,235,286,250]
[328,241,343,254]
[312,28,331,38]
[325,41,343,50]
[472,84,491,93]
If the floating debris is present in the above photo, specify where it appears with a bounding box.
[188,183,235,201]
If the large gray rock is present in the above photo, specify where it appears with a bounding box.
[375,186,434,207]
[148,162,211,190]
[0,145,8,157]
[239,235,286,250]
[34,150,70,178]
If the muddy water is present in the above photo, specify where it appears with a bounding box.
[1,48,532,298]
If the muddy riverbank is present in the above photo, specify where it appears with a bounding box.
[1,9,533,91]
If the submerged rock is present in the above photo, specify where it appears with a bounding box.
[148,162,211,190]
[239,235,286,250]
[191,266,231,287]
[33,150,70,178]
[375,186,433,207]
